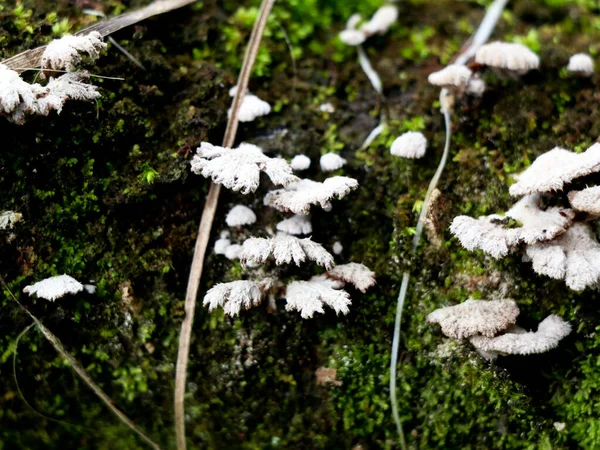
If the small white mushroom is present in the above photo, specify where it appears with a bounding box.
[475,41,540,75]
[203,278,274,316]
[360,5,399,36]
[276,214,312,235]
[225,205,257,227]
[568,186,600,215]
[326,262,376,293]
[23,274,84,301]
[567,53,594,77]
[227,85,271,122]
[224,243,242,260]
[427,299,520,339]
[284,278,351,319]
[509,144,600,197]
[470,315,571,356]
[390,131,427,159]
[240,234,334,269]
[465,76,486,97]
[214,231,231,255]
[339,29,367,46]
[320,153,347,171]
[290,154,311,171]
[427,64,473,90]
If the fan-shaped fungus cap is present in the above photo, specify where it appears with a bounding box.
[470,315,571,356]
[326,262,376,293]
[276,214,312,235]
[23,274,84,301]
[475,41,540,75]
[290,154,311,171]
[284,278,351,319]
[203,278,273,316]
[568,186,600,215]
[427,299,520,339]
[390,131,427,159]
[509,144,600,196]
[360,5,399,36]
[567,53,594,77]
[226,205,257,227]
[427,64,473,90]
[320,153,347,171]
[240,234,334,269]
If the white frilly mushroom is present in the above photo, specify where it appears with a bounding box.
[240,234,334,269]
[567,53,594,77]
[276,214,312,235]
[227,85,271,122]
[359,5,399,36]
[568,186,600,215]
[390,131,427,159]
[226,205,257,227]
[327,262,376,293]
[290,154,311,171]
[320,153,347,171]
[23,274,84,301]
[427,64,472,90]
[284,277,351,319]
[475,41,540,75]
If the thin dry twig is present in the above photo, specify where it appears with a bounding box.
[173,1,276,449]
[1,0,197,73]
[2,279,161,450]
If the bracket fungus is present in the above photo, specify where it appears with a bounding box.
[470,315,571,357]
[23,274,84,301]
[509,144,600,196]
[567,53,594,77]
[568,186,600,216]
[225,205,257,227]
[326,262,376,293]
[427,299,520,339]
[191,142,299,194]
[284,278,351,319]
[203,279,274,316]
[390,131,427,159]
[227,86,271,122]
[41,32,107,73]
[475,41,540,75]
[276,214,312,235]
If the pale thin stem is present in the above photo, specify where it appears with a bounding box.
[173,1,276,449]
[388,0,510,445]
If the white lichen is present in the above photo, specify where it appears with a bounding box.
[290,154,311,171]
[320,153,347,171]
[23,274,84,301]
[41,31,107,72]
[203,279,273,316]
[284,278,351,319]
[390,131,427,159]
[568,186,600,215]
[567,53,594,77]
[326,262,376,293]
[475,41,540,74]
[276,214,312,235]
[264,177,359,215]
[470,315,571,356]
[191,142,298,194]
[509,144,600,196]
[525,222,600,291]
[239,234,334,269]
[427,299,520,339]
[225,205,257,227]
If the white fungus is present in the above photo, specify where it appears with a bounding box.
[475,41,540,75]
[525,222,600,291]
[327,262,376,293]
[568,186,600,215]
[284,278,351,319]
[290,154,311,171]
[224,243,242,260]
[214,231,231,255]
[427,64,473,90]
[567,53,594,77]
[276,214,313,235]
[427,299,520,339]
[226,205,257,227]
[332,241,343,255]
[339,29,367,46]
[320,153,347,171]
[41,32,107,72]
[203,279,273,316]
[191,142,299,194]
[240,234,334,269]
[466,76,486,97]
[23,274,84,301]
[470,315,571,356]
[264,177,359,215]
[359,5,399,36]
[227,85,271,122]
[390,131,427,159]
[509,144,600,197]
[0,211,23,230]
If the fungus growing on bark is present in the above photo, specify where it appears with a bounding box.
[41,32,107,73]
[509,144,600,196]
[475,41,539,75]
[239,234,334,269]
[427,64,473,91]
[450,194,575,259]
[226,205,257,227]
[525,222,600,291]
[290,154,311,171]
[227,86,271,122]
[264,177,359,215]
[23,274,84,301]
[320,153,347,171]
[276,214,312,235]
[427,299,520,339]
[390,131,427,159]
[203,279,274,316]
[470,315,571,357]
[567,53,594,77]
[284,278,351,319]
[326,262,376,293]
[190,142,298,194]
[224,243,242,260]
[0,211,23,230]
[568,186,600,216]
